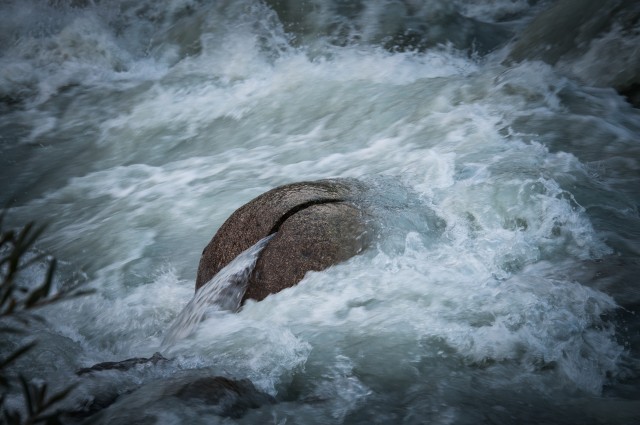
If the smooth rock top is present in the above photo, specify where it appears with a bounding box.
[244,201,370,301]
[195,179,373,302]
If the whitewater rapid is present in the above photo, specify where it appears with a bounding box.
[0,1,639,424]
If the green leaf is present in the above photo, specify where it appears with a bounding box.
[0,282,17,312]
[0,325,26,335]
[24,259,57,309]
[19,375,34,416]
[36,382,48,409]
[3,407,23,425]
[0,341,37,370]
[43,382,77,410]
[19,252,50,272]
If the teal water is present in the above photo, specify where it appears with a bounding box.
[1,1,639,423]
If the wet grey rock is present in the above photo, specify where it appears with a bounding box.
[507,0,613,66]
[506,0,640,107]
[82,373,275,424]
[63,353,172,419]
[265,0,512,54]
[76,352,168,375]
[174,376,276,419]
[196,178,374,302]
[619,83,640,108]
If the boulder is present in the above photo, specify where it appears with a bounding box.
[264,0,512,54]
[81,373,275,423]
[506,0,640,107]
[196,179,374,302]
[174,376,275,418]
[506,0,612,66]
[76,352,169,376]
[244,201,370,301]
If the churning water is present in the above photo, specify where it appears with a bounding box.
[1,0,639,424]
[162,234,275,347]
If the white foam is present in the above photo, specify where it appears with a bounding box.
[1,0,637,420]
[239,231,620,394]
[162,234,274,347]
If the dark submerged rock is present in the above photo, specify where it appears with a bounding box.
[506,0,613,66]
[76,352,168,375]
[264,0,513,54]
[619,83,640,108]
[62,353,172,419]
[196,179,374,302]
[174,376,276,419]
[506,0,640,107]
[81,373,275,423]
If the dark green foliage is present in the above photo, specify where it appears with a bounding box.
[2,377,77,425]
[0,217,92,321]
[0,212,93,424]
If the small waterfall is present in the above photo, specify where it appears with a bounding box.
[162,234,275,347]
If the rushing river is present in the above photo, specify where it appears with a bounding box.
[1,0,639,424]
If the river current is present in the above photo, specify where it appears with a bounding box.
[1,1,639,424]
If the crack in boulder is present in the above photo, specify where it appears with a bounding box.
[196,179,374,303]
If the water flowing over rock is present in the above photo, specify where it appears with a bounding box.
[506,0,640,107]
[84,373,275,423]
[264,0,514,54]
[163,234,274,346]
[1,0,639,423]
[196,179,374,302]
[76,352,169,375]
